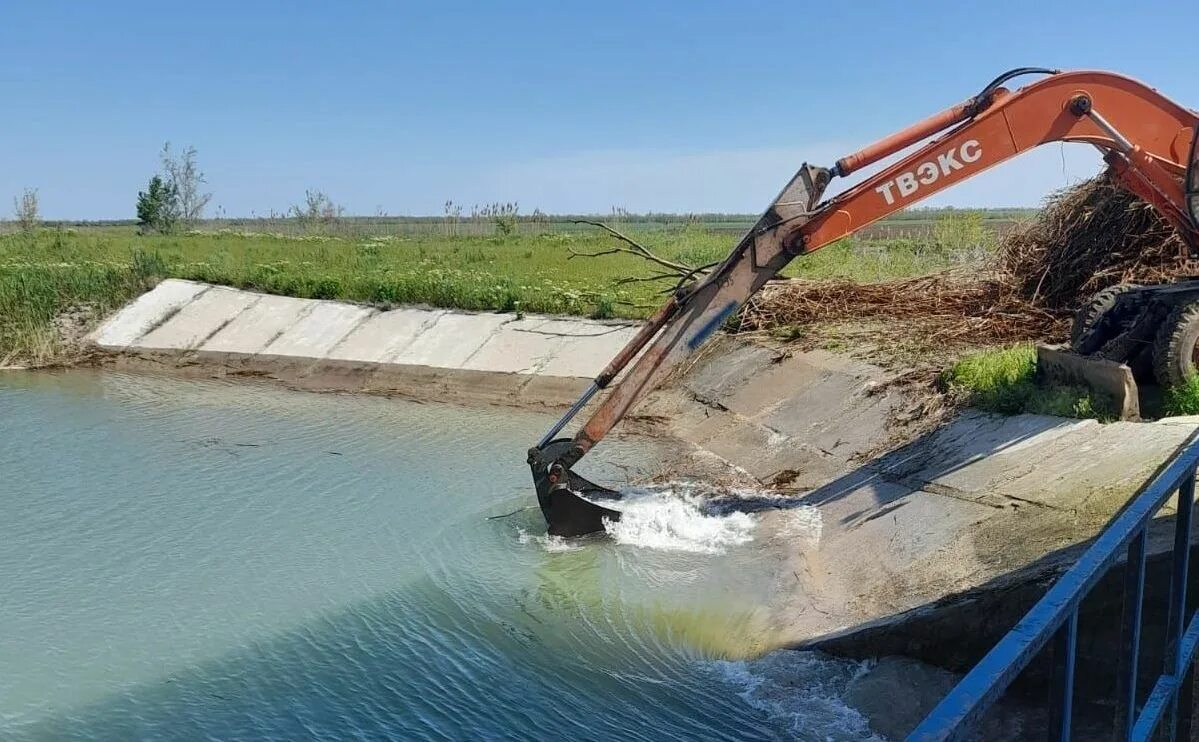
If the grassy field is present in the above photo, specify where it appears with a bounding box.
[45,207,1033,240]
[11,215,1186,421]
[0,222,990,364]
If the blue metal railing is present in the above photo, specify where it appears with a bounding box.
[909,432,1199,741]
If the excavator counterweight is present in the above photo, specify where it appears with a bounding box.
[529,68,1199,537]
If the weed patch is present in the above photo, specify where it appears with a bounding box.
[943,345,1115,420]
[1163,377,1199,416]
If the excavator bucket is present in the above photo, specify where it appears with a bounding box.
[528,439,622,537]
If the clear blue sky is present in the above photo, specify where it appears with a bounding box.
[2,0,1194,220]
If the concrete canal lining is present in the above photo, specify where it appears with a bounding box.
[88,279,640,407]
[627,336,1199,658]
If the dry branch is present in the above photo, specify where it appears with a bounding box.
[569,219,705,278]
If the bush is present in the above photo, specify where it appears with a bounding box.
[290,190,344,232]
[136,176,181,234]
[13,188,40,232]
[492,202,519,237]
[135,143,211,233]
[591,295,616,319]
[932,210,992,254]
[1163,377,1199,416]
[130,248,168,285]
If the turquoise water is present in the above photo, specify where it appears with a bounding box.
[0,370,880,740]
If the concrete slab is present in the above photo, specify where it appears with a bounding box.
[391,312,511,369]
[875,412,1094,484]
[724,352,830,418]
[459,317,567,374]
[539,325,639,378]
[136,287,259,351]
[516,374,595,406]
[88,280,209,348]
[327,308,445,363]
[999,421,1194,511]
[681,340,780,406]
[800,467,908,510]
[509,317,632,338]
[898,419,1092,501]
[263,302,375,358]
[823,487,995,573]
[200,294,315,354]
[1158,415,1199,427]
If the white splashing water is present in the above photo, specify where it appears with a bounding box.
[516,528,582,553]
[710,651,884,741]
[601,485,757,554]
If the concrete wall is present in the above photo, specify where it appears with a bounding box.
[87,280,640,407]
[634,336,1199,652]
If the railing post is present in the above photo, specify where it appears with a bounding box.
[1049,609,1079,741]
[1176,660,1195,741]
[1116,528,1148,741]
[1166,474,1196,741]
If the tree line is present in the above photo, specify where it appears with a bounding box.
[8,143,347,234]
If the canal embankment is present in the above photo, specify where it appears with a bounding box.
[86,279,640,408]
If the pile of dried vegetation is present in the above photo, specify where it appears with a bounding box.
[739,272,1062,347]
[998,176,1186,308]
[740,175,1186,353]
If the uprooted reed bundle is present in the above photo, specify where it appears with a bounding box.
[741,174,1186,350]
[740,272,1065,347]
[998,176,1185,309]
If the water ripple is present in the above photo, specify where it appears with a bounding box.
[1,370,881,741]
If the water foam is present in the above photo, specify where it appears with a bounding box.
[601,484,757,554]
[710,651,884,740]
[516,528,582,553]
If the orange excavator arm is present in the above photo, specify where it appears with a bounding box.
[807,70,1197,250]
[530,68,1199,537]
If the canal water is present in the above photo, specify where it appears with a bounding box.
[1,370,883,740]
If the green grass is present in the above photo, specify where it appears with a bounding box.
[942,345,1117,421]
[0,234,168,364]
[0,263,157,364]
[1163,377,1199,416]
[44,207,1034,237]
[0,225,985,364]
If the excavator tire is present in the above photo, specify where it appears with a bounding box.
[1153,301,1199,387]
[1071,284,1142,355]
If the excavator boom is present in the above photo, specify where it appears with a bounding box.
[529,68,1199,537]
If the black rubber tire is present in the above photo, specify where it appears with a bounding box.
[1153,301,1199,387]
[1070,283,1142,354]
